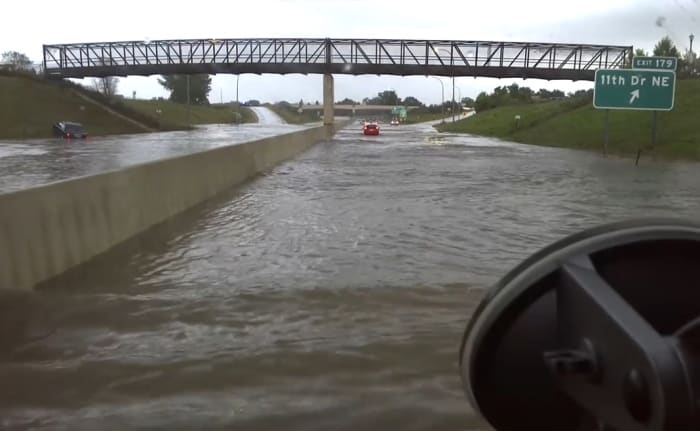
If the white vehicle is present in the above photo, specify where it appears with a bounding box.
[390,118,399,126]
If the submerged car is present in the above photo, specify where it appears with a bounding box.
[53,121,88,139]
[363,122,380,136]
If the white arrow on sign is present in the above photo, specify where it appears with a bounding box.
[629,89,640,104]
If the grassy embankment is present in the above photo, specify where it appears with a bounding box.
[0,71,256,140]
[437,80,700,160]
[0,73,162,139]
[266,103,321,124]
[404,110,469,124]
[124,99,257,127]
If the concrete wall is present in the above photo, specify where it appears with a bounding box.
[0,123,346,291]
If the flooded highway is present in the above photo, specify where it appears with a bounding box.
[3,122,700,430]
[0,107,307,193]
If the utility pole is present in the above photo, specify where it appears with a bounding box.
[690,34,695,76]
[186,75,191,127]
[236,75,241,124]
[452,74,456,123]
[431,77,445,122]
[436,47,455,123]
[450,49,455,123]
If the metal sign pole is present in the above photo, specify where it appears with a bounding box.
[603,109,609,157]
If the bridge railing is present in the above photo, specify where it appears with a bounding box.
[43,38,632,80]
[326,40,630,70]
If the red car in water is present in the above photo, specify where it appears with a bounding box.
[363,122,380,136]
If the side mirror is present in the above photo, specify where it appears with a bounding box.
[459,218,700,431]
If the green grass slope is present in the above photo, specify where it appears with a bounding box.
[0,75,152,139]
[438,80,700,160]
[124,99,257,126]
[0,72,259,140]
[266,104,319,124]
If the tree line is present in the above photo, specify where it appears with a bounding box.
[472,84,595,113]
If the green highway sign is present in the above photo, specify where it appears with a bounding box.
[391,106,407,119]
[632,56,677,71]
[594,69,676,111]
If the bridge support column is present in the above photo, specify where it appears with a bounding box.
[323,74,334,126]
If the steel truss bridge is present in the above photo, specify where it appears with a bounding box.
[43,38,632,81]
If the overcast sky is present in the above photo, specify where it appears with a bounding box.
[3,0,698,104]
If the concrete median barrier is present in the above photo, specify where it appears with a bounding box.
[0,122,348,291]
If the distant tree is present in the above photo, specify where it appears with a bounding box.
[653,36,681,58]
[493,86,508,97]
[402,96,423,106]
[373,90,400,105]
[443,100,461,112]
[570,89,593,99]
[337,98,358,105]
[1,51,32,71]
[474,91,494,113]
[507,83,520,97]
[245,99,261,106]
[538,89,565,100]
[474,84,540,113]
[653,36,690,76]
[91,58,119,97]
[551,89,565,98]
[92,76,119,97]
[536,89,551,99]
[512,85,534,102]
[423,103,444,114]
[298,99,304,107]
[627,48,648,66]
[158,74,212,105]
[461,97,475,108]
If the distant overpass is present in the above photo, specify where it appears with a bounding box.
[298,104,419,111]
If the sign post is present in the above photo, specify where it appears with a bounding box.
[603,109,609,157]
[594,57,677,164]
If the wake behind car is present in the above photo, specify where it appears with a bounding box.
[363,122,380,136]
[53,121,88,139]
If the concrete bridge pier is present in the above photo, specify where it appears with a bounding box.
[323,74,334,126]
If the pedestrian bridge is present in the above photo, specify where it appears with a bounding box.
[42,38,631,126]
[43,38,631,82]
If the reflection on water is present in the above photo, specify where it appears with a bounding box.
[0,119,307,193]
[2,123,700,430]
